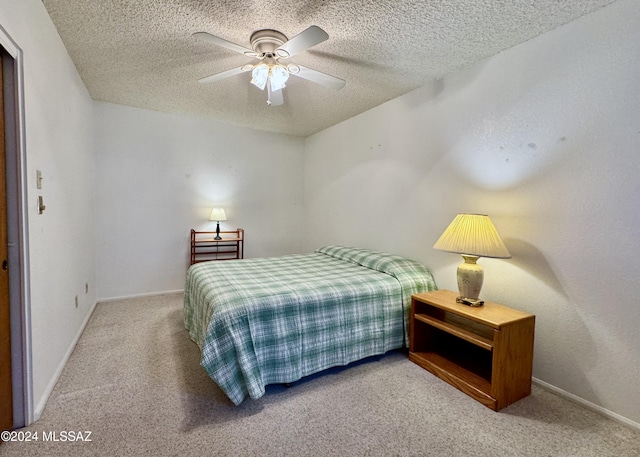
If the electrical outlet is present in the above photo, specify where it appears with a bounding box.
[75,295,78,308]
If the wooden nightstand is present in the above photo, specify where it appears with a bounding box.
[190,228,244,264]
[409,289,535,411]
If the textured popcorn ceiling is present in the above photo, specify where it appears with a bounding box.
[43,0,615,137]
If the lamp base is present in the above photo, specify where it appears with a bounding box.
[456,296,485,307]
[456,254,484,305]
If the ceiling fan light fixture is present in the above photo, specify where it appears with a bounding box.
[250,64,289,92]
[250,64,269,90]
[270,65,289,91]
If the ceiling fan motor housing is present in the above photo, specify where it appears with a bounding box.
[250,29,288,57]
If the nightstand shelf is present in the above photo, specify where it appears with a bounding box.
[409,289,535,411]
[190,228,244,264]
[413,314,494,350]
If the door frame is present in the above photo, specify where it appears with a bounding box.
[0,24,33,427]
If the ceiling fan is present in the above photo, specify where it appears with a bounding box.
[193,26,346,106]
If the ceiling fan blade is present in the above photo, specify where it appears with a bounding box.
[275,26,329,58]
[197,66,251,84]
[192,32,257,57]
[289,65,345,90]
[267,86,284,107]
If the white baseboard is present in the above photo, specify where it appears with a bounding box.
[533,377,640,431]
[97,289,184,303]
[33,299,99,421]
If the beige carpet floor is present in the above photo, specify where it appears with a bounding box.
[1,293,638,457]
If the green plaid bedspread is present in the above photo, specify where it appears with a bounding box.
[183,245,436,405]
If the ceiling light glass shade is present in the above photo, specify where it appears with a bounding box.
[209,208,227,222]
[250,64,269,90]
[270,65,289,91]
[250,64,289,92]
[433,214,511,259]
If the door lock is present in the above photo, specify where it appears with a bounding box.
[38,195,46,214]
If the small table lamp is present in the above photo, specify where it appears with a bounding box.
[209,208,227,240]
[433,214,511,306]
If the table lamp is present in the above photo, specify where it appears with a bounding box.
[433,213,511,306]
[209,208,227,240]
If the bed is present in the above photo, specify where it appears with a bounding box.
[183,245,437,405]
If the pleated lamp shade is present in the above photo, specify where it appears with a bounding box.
[433,214,511,259]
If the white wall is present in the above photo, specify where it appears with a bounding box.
[94,102,305,299]
[304,0,640,426]
[0,0,97,419]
